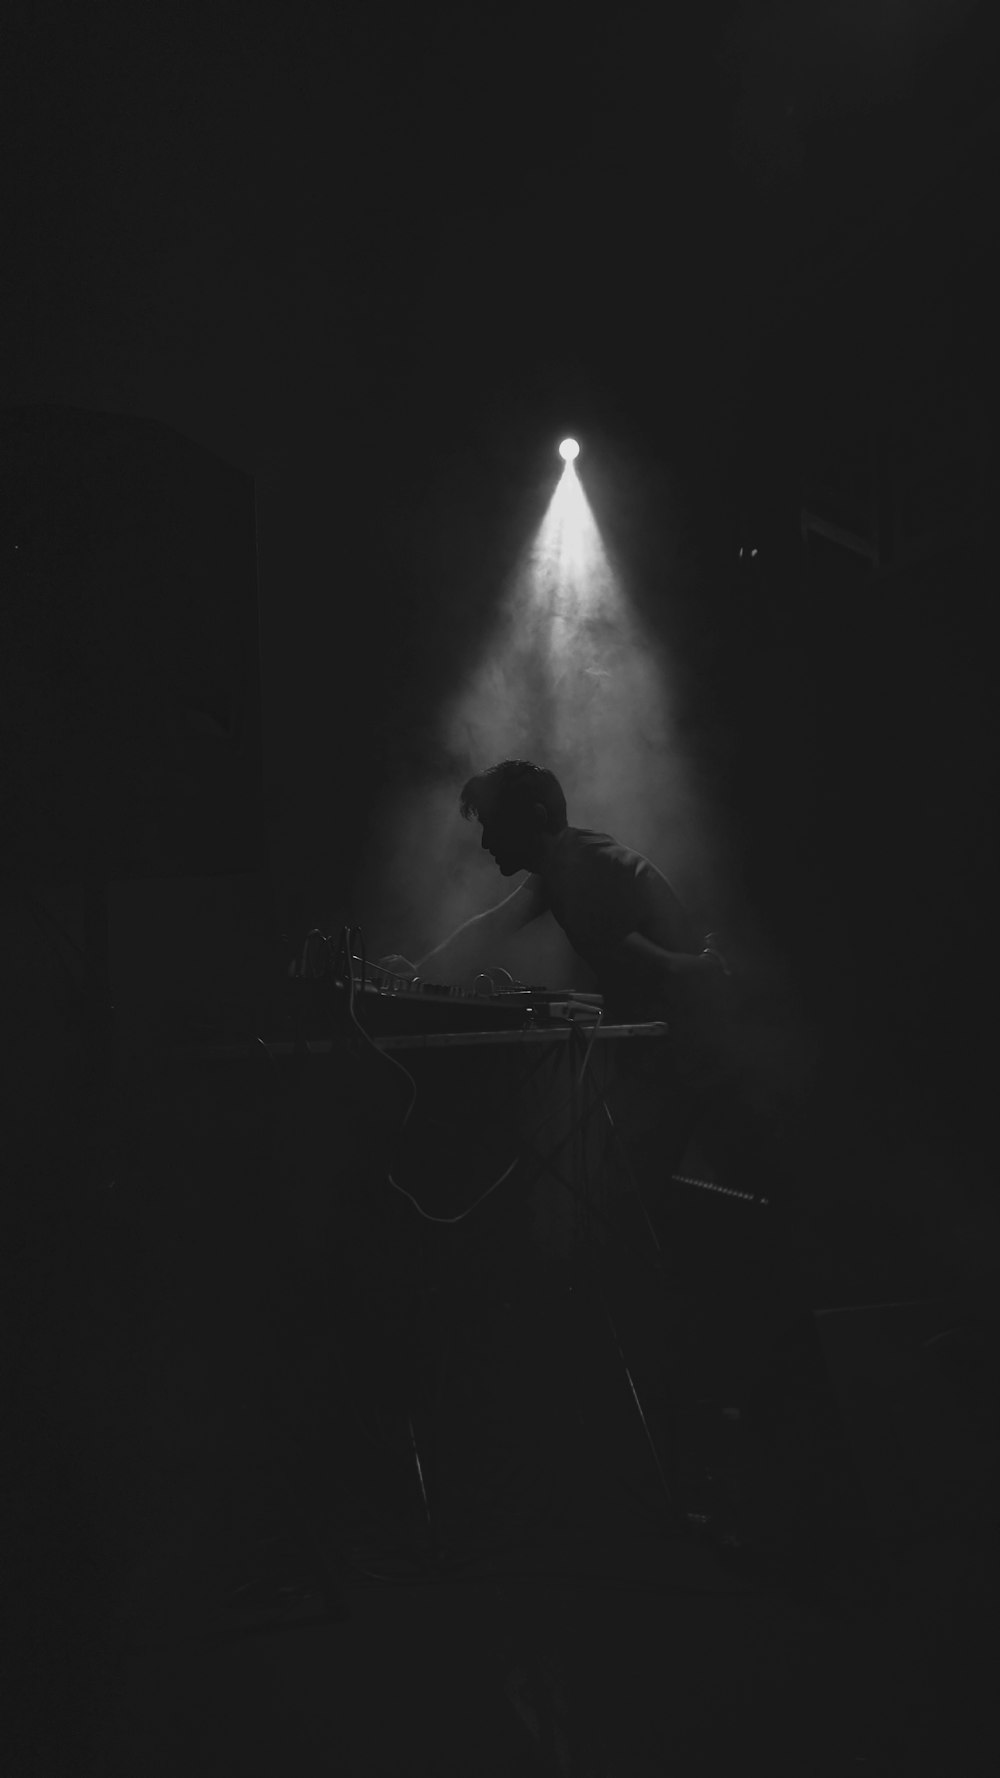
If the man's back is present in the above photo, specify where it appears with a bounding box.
[539,828,697,969]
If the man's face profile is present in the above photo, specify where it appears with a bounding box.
[478,802,536,876]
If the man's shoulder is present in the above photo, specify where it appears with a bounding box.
[565,828,646,874]
[565,829,688,913]
[564,826,621,855]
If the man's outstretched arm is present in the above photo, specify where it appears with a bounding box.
[414,873,546,985]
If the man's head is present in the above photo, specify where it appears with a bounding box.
[460,759,568,876]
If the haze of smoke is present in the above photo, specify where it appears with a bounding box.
[441,472,735,922]
[353,465,809,1125]
[350,773,492,963]
[357,468,734,958]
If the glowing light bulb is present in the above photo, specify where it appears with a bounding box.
[558,438,580,462]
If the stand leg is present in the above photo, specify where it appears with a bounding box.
[598,1291,675,1510]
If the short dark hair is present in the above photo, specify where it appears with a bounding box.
[460,759,568,832]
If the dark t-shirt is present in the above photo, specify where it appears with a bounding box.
[532,827,729,1083]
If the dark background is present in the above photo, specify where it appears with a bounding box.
[3,6,1000,1773]
[4,0,997,1160]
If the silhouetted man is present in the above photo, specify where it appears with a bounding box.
[383,758,735,1182]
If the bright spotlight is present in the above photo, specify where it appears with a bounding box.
[558,438,580,462]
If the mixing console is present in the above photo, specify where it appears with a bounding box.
[336,967,603,1036]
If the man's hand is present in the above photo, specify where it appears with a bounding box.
[376,953,417,979]
[701,933,732,977]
